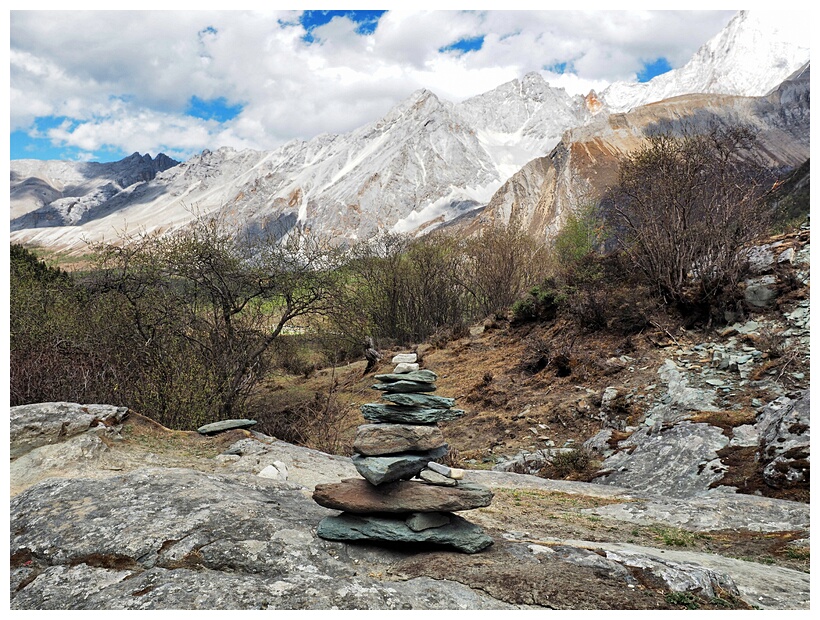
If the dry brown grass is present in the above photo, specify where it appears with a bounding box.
[688,408,759,435]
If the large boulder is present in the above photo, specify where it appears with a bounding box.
[10,402,128,458]
[756,391,810,489]
[592,421,729,498]
[10,469,512,610]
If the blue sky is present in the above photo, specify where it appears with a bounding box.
[10,9,752,163]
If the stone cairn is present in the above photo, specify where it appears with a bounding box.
[313,353,494,553]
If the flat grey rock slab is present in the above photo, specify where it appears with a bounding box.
[419,469,457,486]
[584,492,810,533]
[375,370,438,383]
[393,362,420,373]
[317,512,493,554]
[354,423,446,456]
[351,446,448,485]
[197,419,257,435]
[372,381,437,393]
[463,469,809,532]
[382,393,455,408]
[361,404,464,424]
[313,478,493,514]
[391,353,418,364]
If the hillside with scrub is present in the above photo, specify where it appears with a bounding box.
[9,128,810,610]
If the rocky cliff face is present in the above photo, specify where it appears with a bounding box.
[476,63,810,241]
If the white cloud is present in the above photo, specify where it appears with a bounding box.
[42,107,248,160]
[12,8,790,161]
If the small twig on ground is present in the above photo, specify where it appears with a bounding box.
[650,321,680,347]
[776,351,799,382]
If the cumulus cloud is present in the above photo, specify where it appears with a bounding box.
[11,8,762,161]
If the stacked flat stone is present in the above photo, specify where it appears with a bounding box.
[313,353,494,554]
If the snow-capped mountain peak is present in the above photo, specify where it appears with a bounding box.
[600,10,811,112]
[9,10,810,251]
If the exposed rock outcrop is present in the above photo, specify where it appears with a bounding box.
[8,402,810,610]
[10,401,128,459]
[756,391,810,488]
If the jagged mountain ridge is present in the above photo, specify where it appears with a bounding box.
[9,10,810,251]
[10,77,596,249]
[10,153,178,225]
[472,62,810,240]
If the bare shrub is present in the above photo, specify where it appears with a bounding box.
[754,327,788,359]
[438,446,462,468]
[87,219,345,425]
[347,233,468,345]
[460,223,551,317]
[603,125,778,317]
[255,372,354,456]
[519,336,552,375]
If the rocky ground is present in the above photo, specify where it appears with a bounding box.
[9,401,810,610]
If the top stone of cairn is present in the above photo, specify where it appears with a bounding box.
[392,353,418,364]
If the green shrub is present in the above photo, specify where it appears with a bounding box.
[461,223,551,316]
[665,592,700,609]
[553,202,609,269]
[511,279,566,323]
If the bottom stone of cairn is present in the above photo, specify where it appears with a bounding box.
[316,511,493,554]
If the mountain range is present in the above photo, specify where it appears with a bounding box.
[9,10,811,251]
